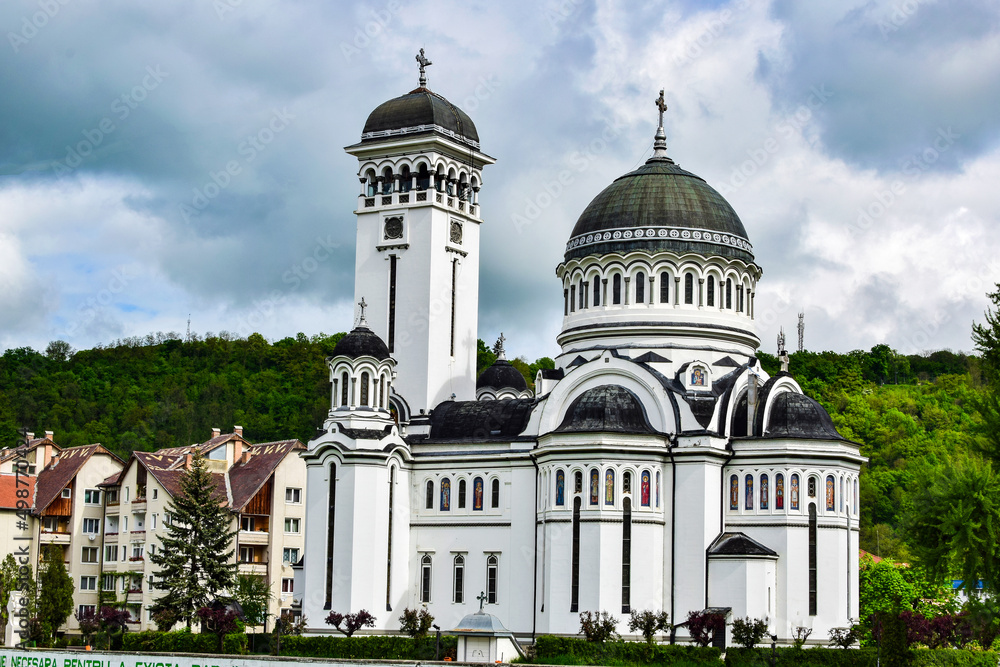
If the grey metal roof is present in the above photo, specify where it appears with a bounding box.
[427,398,537,442]
[362,88,479,145]
[564,158,754,264]
[764,391,845,441]
[556,384,655,434]
[452,611,512,635]
[708,532,778,557]
[477,359,528,392]
[330,325,390,361]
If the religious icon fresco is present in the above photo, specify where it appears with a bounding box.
[590,469,599,505]
[760,474,769,510]
[826,475,835,511]
[745,474,754,510]
[440,477,451,511]
[730,474,739,510]
[605,469,615,505]
[656,471,660,507]
[776,473,784,510]
[790,474,800,510]
[556,470,565,506]
[691,367,706,387]
[641,470,651,507]
[473,477,484,511]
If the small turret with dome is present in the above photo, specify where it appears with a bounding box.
[555,90,762,359]
[476,333,533,400]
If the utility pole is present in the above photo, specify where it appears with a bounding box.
[797,312,804,352]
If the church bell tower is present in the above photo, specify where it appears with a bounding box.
[344,51,495,417]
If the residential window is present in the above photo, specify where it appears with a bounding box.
[131,544,143,560]
[102,574,115,591]
[83,518,100,534]
[104,546,118,562]
[84,489,101,505]
[486,555,498,604]
[283,548,299,564]
[124,486,129,502]
[80,576,97,591]
[150,514,157,530]
[282,578,294,594]
[81,547,98,563]
[240,547,255,563]
[106,489,118,503]
[286,487,302,503]
[61,488,71,499]
[284,518,301,533]
[77,604,96,618]
[453,555,465,604]
[420,554,432,603]
[241,516,256,532]
[122,516,128,532]
[152,489,158,500]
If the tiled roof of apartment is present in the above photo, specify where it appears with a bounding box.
[134,451,228,504]
[0,474,36,510]
[0,437,61,464]
[33,444,121,514]
[229,440,304,510]
[98,470,123,487]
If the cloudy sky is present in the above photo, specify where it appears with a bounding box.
[2,0,999,362]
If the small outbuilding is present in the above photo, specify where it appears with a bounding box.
[451,607,525,663]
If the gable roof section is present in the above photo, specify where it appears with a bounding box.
[34,445,121,514]
[708,531,778,557]
[0,474,36,510]
[229,440,304,510]
[132,451,227,504]
[0,438,61,464]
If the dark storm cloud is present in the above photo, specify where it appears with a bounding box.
[766,0,1000,173]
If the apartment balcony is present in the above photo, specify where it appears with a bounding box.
[238,562,267,576]
[105,502,119,513]
[39,531,71,544]
[104,532,119,542]
[131,499,146,512]
[127,557,145,570]
[239,530,269,545]
[126,588,143,602]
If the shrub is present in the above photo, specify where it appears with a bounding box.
[791,626,813,648]
[534,635,720,665]
[828,623,860,649]
[731,616,769,649]
[627,609,670,644]
[279,634,456,660]
[196,606,239,653]
[578,611,619,643]
[687,610,726,648]
[325,609,376,637]
[151,608,178,633]
[122,630,247,654]
[399,606,434,640]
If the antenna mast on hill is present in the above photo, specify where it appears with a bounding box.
[797,312,804,352]
[186,314,191,342]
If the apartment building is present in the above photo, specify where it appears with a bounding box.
[98,428,306,631]
[0,435,54,573]
[28,438,123,633]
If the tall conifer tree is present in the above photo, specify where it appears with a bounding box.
[37,544,73,636]
[150,452,237,627]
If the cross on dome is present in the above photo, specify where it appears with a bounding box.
[494,332,506,360]
[416,48,432,88]
[357,296,368,327]
[477,590,487,611]
[653,89,669,158]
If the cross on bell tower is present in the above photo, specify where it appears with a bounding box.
[416,48,432,88]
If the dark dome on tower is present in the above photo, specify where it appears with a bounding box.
[563,157,753,264]
[477,359,528,392]
[556,385,655,434]
[361,88,479,147]
[330,325,391,361]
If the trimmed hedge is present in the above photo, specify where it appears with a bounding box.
[532,635,721,665]
[122,630,248,655]
[725,647,1000,667]
[279,634,457,660]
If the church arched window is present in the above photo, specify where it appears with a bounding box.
[486,555,499,603]
[660,271,670,303]
[416,163,430,190]
[790,474,800,510]
[458,479,467,509]
[381,167,394,195]
[641,470,651,507]
[760,473,769,510]
[574,470,583,495]
[808,476,817,498]
[420,554,432,603]
[579,279,585,309]
[604,469,615,506]
[473,477,484,511]
[612,274,622,304]
[592,276,600,307]
[399,165,412,192]
[555,470,565,506]
[571,497,581,612]
[776,473,784,510]
[589,469,600,505]
[635,272,645,303]
[623,471,631,495]
[386,465,395,608]
[341,371,349,406]
[453,554,465,603]
[491,478,500,508]
[744,474,754,510]
[570,284,576,312]
[826,475,835,511]
[808,504,817,615]
[729,474,738,510]
[440,478,451,511]
[622,497,631,613]
[684,273,694,304]
[726,278,732,309]
[707,275,715,307]
[365,169,377,197]
[425,480,434,510]
[360,371,370,407]
[656,471,660,507]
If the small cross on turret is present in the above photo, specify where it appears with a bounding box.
[494,332,506,360]
[656,89,668,128]
[358,296,368,327]
[416,48,432,88]
[653,89,669,157]
[477,590,487,612]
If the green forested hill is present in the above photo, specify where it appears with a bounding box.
[0,334,984,560]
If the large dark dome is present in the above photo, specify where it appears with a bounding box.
[361,88,479,147]
[564,157,753,264]
[330,326,390,361]
[764,392,844,440]
[556,385,654,434]
[477,359,528,392]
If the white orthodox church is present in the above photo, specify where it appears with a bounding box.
[300,54,863,645]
